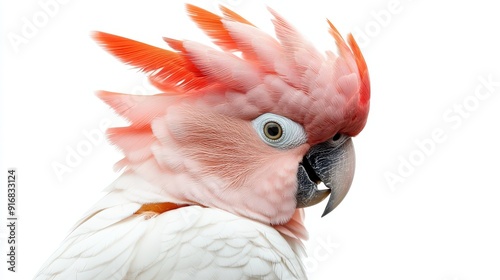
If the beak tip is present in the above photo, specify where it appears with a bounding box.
[320,201,335,218]
[320,210,330,218]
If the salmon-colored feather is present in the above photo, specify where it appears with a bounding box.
[162,37,185,52]
[107,127,154,153]
[185,4,260,64]
[93,32,209,92]
[219,5,255,26]
[186,4,239,52]
[182,41,261,93]
[347,34,370,105]
[96,91,172,126]
[94,5,370,139]
[92,32,182,73]
[327,19,350,59]
[327,19,370,129]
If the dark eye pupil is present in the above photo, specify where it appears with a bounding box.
[332,133,341,141]
[267,124,280,137]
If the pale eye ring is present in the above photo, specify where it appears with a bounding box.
[263,121,283,140]
[252,113,307,149]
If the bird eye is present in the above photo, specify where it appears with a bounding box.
[252,113,307,149]
[263,121,283,140]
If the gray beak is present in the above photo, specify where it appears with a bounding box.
[296,135,355,217]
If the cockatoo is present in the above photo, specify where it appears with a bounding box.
[36,4,369,279]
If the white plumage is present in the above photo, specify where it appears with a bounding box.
[36,175,306,280]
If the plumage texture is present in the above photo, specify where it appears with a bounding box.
[36,196,306,279]
[36,173,308,279]
[37,4,370,279]
[92,4,369,144]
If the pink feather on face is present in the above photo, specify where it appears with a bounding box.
[92,4,370,239]
[153,105,310,224]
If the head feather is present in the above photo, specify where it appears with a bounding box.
[93,5,370,143]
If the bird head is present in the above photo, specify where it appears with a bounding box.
[93,4,370,230]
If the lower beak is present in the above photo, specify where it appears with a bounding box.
[296,137,355,217]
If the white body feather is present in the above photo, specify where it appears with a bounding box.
[35,175,306,280]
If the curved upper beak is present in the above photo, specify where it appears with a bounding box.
[296,137,355,217]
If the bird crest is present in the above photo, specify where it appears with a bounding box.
[94,4,370,149]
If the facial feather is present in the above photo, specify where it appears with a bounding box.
[150,104,309,224]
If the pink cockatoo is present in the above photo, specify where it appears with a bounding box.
[36,4,369,279]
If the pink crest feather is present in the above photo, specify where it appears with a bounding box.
[93,4,370,144]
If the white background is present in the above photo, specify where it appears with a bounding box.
[1,0,500,279]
